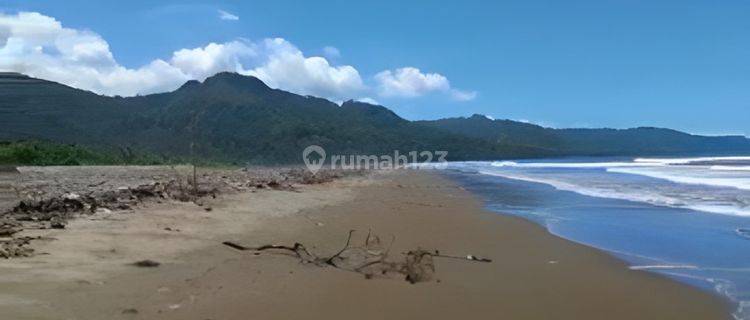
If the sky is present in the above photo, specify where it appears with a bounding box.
[1,0,748,135]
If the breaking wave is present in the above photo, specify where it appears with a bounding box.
[473,156,750,216]
[607,167,750,191]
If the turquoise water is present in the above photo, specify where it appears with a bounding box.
[434,157,750,319]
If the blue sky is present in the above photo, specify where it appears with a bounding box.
[1,0,749,135]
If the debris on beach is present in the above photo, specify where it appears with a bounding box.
[25,168,352,219]
[49,216,66,229]
[0,166,19,173]
[131,259,161,268]
[0,167,363,260]
[121,308,139,315]
[0,236,35,258]
[222,230,491,284]
[5,167,355,223]
[0,219,21,237]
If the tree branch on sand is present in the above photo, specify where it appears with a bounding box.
[222,230,492,284]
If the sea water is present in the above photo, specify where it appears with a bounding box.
[424,157,750,319]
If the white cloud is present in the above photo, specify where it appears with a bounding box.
[374,67,448,98]
[355,97,379,105]
[0,11,474,103]
[218,10,239,21]
[374,67,475,101]
[450,89,478,101]
[0,12,190,96]
[0,12,364,100]
[170,41,255,80]
[242,38,365,101]
[515,119,555,128]
[322,46,340,59]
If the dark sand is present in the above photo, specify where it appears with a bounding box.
[1,170,731,319]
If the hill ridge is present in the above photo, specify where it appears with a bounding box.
[1,72,748,164]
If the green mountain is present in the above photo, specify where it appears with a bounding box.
[417,114,750,157]
[0,72,546,164]
[1,72,748,164]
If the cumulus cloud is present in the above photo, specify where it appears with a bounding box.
[0,12,190,96]
[322,46,340,59]
[170,41,255,80]
[218,9,239,21]
[0,11,474,103]
[0,12,365,100]
[374,67,448,98]
[243,39,364,100]
[374,67,476,101]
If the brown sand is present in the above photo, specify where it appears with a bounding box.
[0,170,731,319]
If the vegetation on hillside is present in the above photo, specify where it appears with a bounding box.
[2,72,749,165]
[417,114,750,157]
[0,141,176,166]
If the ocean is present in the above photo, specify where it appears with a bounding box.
[425,156,750,319]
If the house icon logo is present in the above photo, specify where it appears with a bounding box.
[302,145,326,174]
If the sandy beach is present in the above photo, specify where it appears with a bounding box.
[0,169,731,320]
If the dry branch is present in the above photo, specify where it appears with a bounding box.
[223,230,491,284]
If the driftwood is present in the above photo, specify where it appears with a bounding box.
[223,230,491,284]
[131,259,161,268]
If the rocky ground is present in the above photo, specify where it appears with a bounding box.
[0,167,19,214]
[0,165,360,258]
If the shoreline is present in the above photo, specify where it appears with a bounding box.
[428,170,733,319]
[440,165,745,318]
[1,169,731,319]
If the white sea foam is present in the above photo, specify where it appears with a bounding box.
[736,301,750,320]
[475,166,750,216]
[607,167,750,191]
[629,265,699,270]
[477,170,696,210]
[634,156,750,165]
[491,161,654,168]
[712,166,750,171]
[473,156,750,216]
[491,156,750,169]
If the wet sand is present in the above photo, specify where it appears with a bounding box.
[0,170,731,319]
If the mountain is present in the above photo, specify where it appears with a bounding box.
[1,72,749,164]
[417,114,750,157]
[0,72,547,164]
